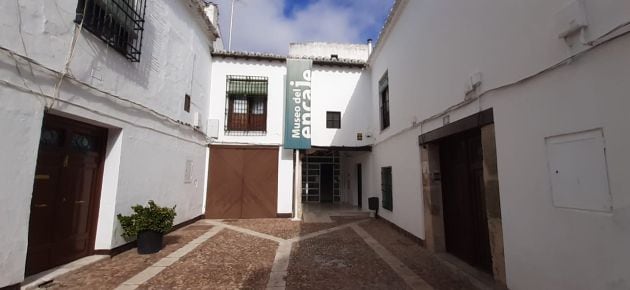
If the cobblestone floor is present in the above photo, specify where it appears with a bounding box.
[39,217,490,290]
[286,227,410,290]
[139,229,277,289]
[47,224,213,289]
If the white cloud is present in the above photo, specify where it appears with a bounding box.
[211,0,393,54]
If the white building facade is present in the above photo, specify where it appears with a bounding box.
[0,0,218,286]
[364,0,630,289]
[205,48,372,219]
[1,0,630,289]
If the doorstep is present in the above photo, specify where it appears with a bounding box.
[20,255,108,290]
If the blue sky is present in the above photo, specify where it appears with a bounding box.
[211,0,394,54]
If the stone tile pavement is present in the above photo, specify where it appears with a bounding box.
[31,217,496,290]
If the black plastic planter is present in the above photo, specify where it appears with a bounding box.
[137,230,163,254]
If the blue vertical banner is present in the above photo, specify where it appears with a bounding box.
[284,59,313,149]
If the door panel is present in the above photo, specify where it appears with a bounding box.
[241,148,278,218]
[26,114,105,276]
[206,147,244,219]
[440,129,492,273]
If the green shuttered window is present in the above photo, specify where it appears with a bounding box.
[225,75,268,135]
[381,167,393,211]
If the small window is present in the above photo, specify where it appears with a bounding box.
[379,72,390,130]
[75,0,147,62]
[381,167,393,211]
[184,94,191,113]
[326,111,341,129]
[225,75,268,134]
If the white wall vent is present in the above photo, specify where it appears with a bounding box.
[207,119,220,138]
[192,112,201,128]
[555,0,588,38]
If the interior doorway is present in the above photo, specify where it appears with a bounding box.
[419,109,505,284]
[301,150,340,203]
[357,163,363,208]
[440,129,492,273]
[26,114,106,276]
[320,164,334,203]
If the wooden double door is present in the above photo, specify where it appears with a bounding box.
[205,146,278,219]
[439,129,493,273]
[26,114,106,275]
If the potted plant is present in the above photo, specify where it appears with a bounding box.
[117,200,177,254]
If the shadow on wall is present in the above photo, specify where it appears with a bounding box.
[328,66,373,207]
[329,66,373,147]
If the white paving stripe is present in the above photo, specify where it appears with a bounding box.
[266,241,293,290]
[201,220,286,243]
[350,224,435,290]
[113,218,426,290]
[287,220,368,243]
[115,225,224,290]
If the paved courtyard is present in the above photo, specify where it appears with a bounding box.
[34,215,497,290]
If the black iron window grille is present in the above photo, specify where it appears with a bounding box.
[379,71,390,130]
[75,0,147,62]
[326,111,341,129]
[225,75,268,135]
[184,94,191,113]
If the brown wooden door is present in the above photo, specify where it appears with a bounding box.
[241,148,278,218]
[206,146,278,219]
[357,164,363,208]
[439,129,492,273]
[26,114,106,276]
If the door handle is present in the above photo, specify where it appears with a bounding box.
[33,204,48,208]
[34,174,50,180]
[75,200,86,204]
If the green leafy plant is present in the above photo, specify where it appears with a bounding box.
[117,200,177,241]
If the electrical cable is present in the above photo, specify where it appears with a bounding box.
[373,23,630,147]
[0,78,209,147]
[0,45,208,142]
[49,1,88,110]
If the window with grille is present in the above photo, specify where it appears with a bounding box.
[381,166,393,211]
[379,72,390,130]
[225,76,268,135]
[75,0,147,62]
[326,111,341,129]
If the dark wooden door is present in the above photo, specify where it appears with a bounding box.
[26,114,106,276]
[206,146,278,218]
[241,147,278,218]
[205,147,244,219]
[320,164,334,203]
[357,164,363,208]
[439,129,492,273]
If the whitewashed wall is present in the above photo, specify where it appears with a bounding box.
[0,0,214,286]
[208,58,293,214]
[311,66,372,147]
[209,57,374,214]
[209,58,287,145]
[369,0,630,288]
[289,42,369,61]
